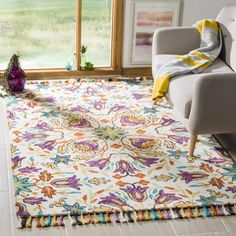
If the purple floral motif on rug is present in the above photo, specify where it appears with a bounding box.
[6,78,236,228]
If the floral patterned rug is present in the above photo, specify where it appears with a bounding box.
[6,78,236,228]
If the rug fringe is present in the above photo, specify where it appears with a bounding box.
[17,204,236,228]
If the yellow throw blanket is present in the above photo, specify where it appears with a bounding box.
[152,19,222,101]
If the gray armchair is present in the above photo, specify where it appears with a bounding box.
[152,5,236,156]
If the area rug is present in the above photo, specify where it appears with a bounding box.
[6,78,236,228]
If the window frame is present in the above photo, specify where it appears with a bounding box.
[0,0,124,79]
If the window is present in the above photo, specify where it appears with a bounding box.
[0,0,76,69]
[82,0,112,67]
[0,0,122,72]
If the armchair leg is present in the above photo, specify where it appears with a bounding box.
[189,135,198,157]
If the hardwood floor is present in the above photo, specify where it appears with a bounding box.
[1,99,236,236]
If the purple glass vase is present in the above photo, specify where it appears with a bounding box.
[5,54,26,93]
[8,77,26,93]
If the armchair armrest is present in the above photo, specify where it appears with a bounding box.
[152,27,200,56]
[188,73,236,135]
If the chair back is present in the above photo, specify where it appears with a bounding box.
[217,5,236,71]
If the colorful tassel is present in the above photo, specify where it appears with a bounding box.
[203,207,211,217]
[59,215,65,226]
[210,206,218,216]
[137,211,145,222]
[69,215,76,226]
[75,215,83,225]
[145,210,153,221]
[164,209,171,219]
[151,209,159,220]
[222,205,230,216]
[225,205,235,215]
[187,208,194,218]
[132,210,138,222]
[52,215,59,226]
[127,212,134,222]
[80,213,86,225]
[106,212,112,223]
[173,208,182,218]
[94,212,100,224]
[114,211,121,223]
[45,216,52,227]
[215,206,220,216]
[121,212,127,223]
[99,212,106,224]
[87,213,95,224]
[25,216,32,228]
[179,208,187,218]
[16,204,236,229]
[170,208,177,219]
[157,209,164,220]
[194,207,202,217]
[21,217,27,228]
[35,216,41,227]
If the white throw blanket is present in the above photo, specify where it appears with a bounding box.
[152,19,222,101]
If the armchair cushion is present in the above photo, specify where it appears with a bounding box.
[160,58,233,118]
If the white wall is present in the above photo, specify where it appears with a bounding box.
[122,0,236,68]
[181,0,236,26]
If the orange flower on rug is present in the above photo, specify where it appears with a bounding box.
[6,78,236,228]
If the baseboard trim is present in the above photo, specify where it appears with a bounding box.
[122,67,152,77]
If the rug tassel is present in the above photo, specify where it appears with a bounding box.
[225,205,234,215]
[114,211,121,223]
[87,213,94,224]
[106,212,112,223]
[137,211,145,222]
[133,210,138,222]
[126,212,134,222]
[39,216,46,227]
[187,208,194,218]
[16,205,236,229]
[80,213,86,225]
[24,216,32,228]
[216,206,224,216]
[173,208,181,218]
[16,217,23,229]
[164,209,172,219]
[59,215,65,226]
[180,208,187,218]
[203,206,211,217]
[170,208,177,219]
[21,217,27,228]
[94,212,100,224]
[141,211,148,221]
[52,215,59,226]
[194,207,202,217]
[157,209,164,220]
[162,210,168,220]
[145,210,152,221]
[35,216,40,227]
[99,212,106,224]
[151,209,159,220]
[75,215,83,225]
[210,206,218,216]
[121,211,127,223]
[69,215,76,226]
[222,205,230,216]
